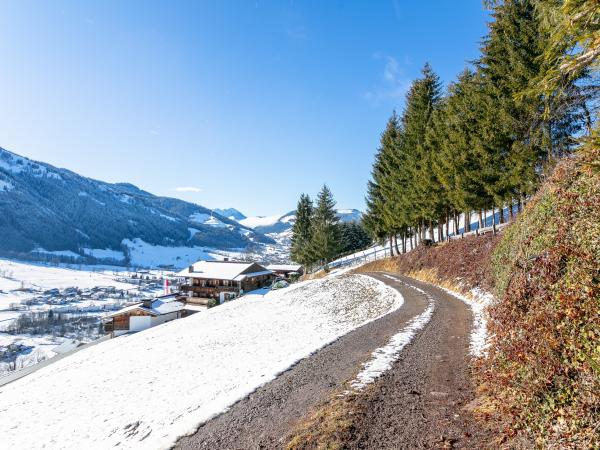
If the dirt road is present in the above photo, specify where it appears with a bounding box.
[175,273,485,449]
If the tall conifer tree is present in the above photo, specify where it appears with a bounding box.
[309,185,341,265]
[290,194,314,265]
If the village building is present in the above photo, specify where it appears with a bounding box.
[266,264,304,279]
[103,294,187,336]
[177,260,275,304]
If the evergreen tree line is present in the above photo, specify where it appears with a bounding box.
[363,0,598,255]
[290,185,371,267]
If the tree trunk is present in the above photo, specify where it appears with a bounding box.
[429,220,434,242]
[509,200,514,220]
[393,234,400,255]
[478,210,484,229]
[454,212,460,235]
[500,204,506,223]
[445,210,450,240]
[401,232,406,253]
[389,235,395,256]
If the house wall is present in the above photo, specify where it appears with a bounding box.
[130,315,152,332]
[151,312,180,327]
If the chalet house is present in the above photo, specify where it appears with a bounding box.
[177,260,275,303]
[266,264,304,279]
[103,294,186,336]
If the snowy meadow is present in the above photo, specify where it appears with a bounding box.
[0,272,402,450]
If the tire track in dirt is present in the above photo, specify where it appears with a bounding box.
[330,273,488,449]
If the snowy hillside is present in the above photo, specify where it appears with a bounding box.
[0,272,402,450]
[0,147,274,266]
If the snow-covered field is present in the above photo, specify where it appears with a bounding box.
[0,258,170,375]
[0,273,402,450]
[0,259,136,310]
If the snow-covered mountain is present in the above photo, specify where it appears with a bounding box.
[213,208,246,221]
[235,208,362,254]
[0,147,275,267]
[239,208,362,234]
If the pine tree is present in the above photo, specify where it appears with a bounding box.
[290,194,313,265]
[400,63,445,240]
[339,222,371,254]
[429,68,492,229]
[308,185,341,265]
[364,112,404,251]
[477,0,586,209]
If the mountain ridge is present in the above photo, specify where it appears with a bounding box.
[0,147,274,266]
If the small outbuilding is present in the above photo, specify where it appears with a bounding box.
[266,264,304,279]
[103,294,186,336]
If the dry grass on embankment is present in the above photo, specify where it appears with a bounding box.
[354,233,501,297]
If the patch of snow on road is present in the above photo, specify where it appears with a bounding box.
[350,279,434,391]
[0,273,402,450]
[440,286,493,358]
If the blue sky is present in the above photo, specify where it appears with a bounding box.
[0,1,489,216]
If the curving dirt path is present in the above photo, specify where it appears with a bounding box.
[175,273,486,449]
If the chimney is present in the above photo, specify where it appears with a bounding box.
[188,265,194,273]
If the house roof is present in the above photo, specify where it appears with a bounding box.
[176,261,273,281]
[266,264,303,272]
[107,294,185,318]
[233,270,273,282]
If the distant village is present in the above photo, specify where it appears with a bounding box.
[103,259,303,336]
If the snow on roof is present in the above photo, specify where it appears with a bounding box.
[233,270,273,282]
[52,339,81,354]
[150,297,184,315]
[183,304,206,312]
[267,264,303,272]
[107,295,185,317]
[176,260,271,280]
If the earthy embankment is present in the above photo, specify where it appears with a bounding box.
[356,233,500,295]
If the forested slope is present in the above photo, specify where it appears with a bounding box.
[0,147,272,264]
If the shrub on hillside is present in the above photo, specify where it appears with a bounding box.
[482,143,600,448]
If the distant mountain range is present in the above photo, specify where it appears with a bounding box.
[220,208,362,248]
[213,208,247,221]
[0,146,362,267]
[0,147,274,267]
